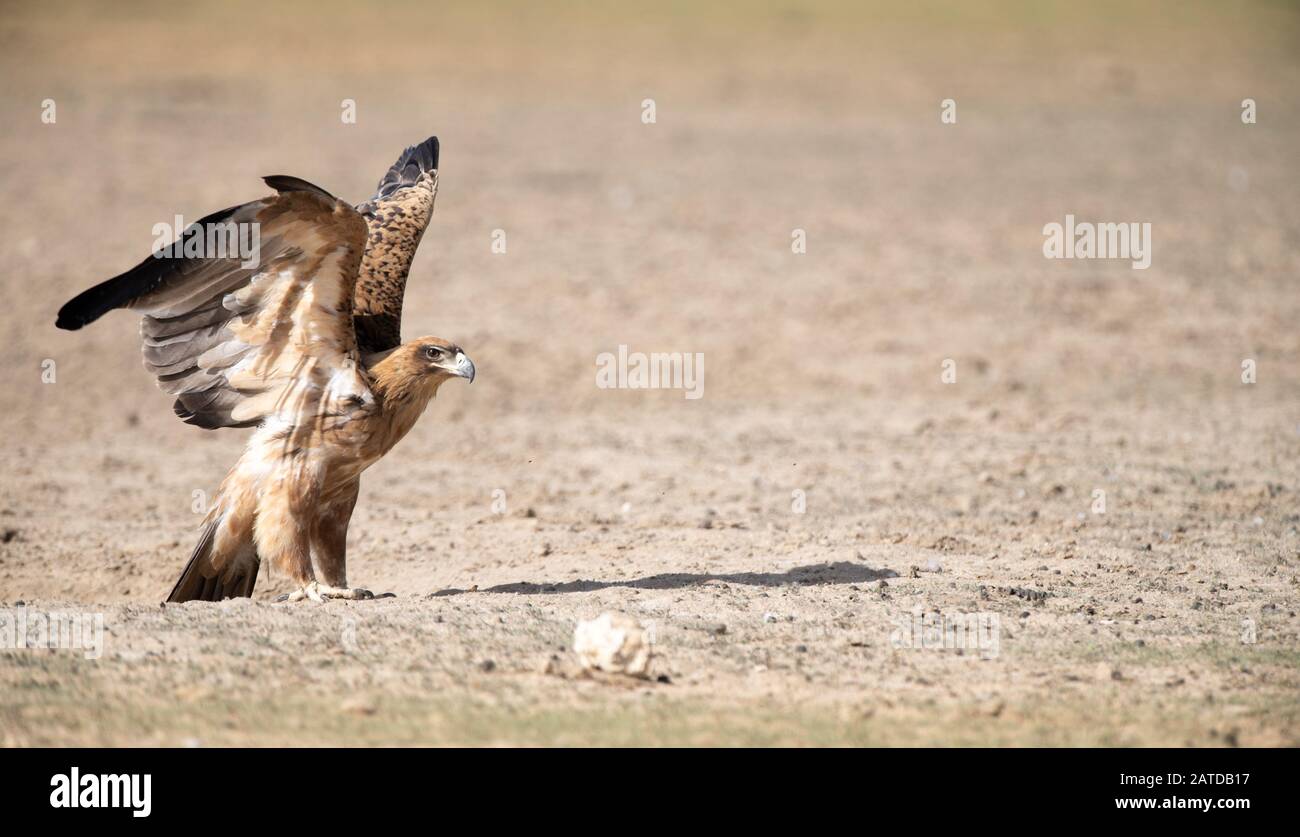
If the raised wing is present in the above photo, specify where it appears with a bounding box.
[56,188,372,431]
[353,136,440,354]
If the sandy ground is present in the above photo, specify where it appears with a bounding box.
[1,1,1298,745]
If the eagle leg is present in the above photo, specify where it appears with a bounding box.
[311,479,360,588]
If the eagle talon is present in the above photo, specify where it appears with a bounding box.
[279,582,376,603]
[330,586,375,601]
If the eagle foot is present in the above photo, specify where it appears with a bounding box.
[278,581,376,603]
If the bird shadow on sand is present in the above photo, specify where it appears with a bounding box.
[432,560,898,597]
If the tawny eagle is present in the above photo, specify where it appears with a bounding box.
[56,136,474,603]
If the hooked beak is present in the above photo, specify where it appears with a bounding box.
[453,352,475,383]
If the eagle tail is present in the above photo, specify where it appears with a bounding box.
[166,516,259,603]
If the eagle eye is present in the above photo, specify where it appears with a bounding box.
[424,346,441,360]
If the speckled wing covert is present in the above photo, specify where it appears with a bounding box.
[352,136,440,354]
[55,189,372,431]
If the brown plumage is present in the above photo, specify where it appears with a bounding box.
[56,136,475,603]
[354,138,440,354]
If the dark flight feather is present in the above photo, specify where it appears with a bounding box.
[262,175,337,201]
[55,204,242,330]
[368,136,439,203]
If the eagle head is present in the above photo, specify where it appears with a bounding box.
[367,336,474,409]
[413,337,475,384]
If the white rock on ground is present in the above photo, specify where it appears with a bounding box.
[573,612,652,677]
